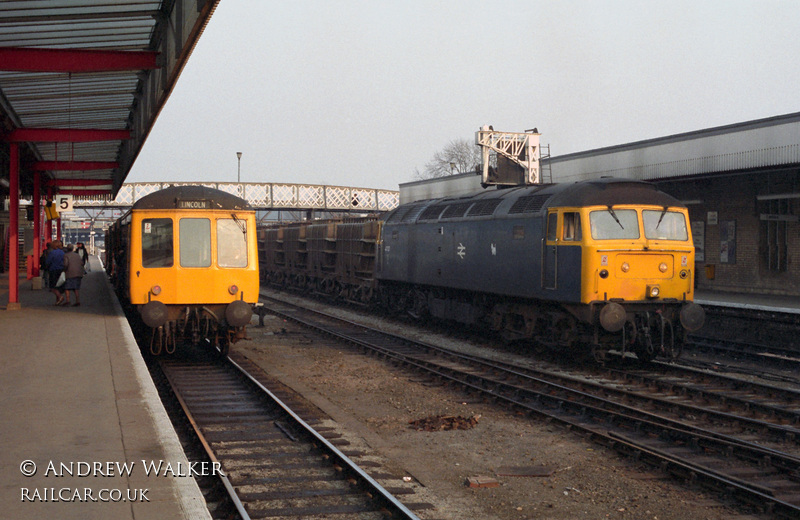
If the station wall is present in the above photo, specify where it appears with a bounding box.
[658,169,799,295]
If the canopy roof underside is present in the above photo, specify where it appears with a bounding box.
[0,0,219,198]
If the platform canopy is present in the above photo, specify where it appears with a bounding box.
[0,0,220,199]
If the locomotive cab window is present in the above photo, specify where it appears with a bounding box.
[141,218,174,268]
[562,212,582,241]
[180,218,211,267]
[218,218,248,268]
[589,209,640,240]
[642,210,688,240]
[546,212,558,242]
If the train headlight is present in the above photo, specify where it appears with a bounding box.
[620,262,630,273]
[646,284,660,298]
[658,262,668,273]
[151,285,162,296]
[228,284,239,295]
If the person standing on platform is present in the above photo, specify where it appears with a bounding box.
[46,240,66,305]
[62,244,85,307]
[76,242,90,272]
[40,241,53,289]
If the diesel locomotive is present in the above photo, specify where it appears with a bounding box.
[106,185,259,355]
[259,178,705,361]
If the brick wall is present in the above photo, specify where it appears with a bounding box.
[659,169,799,296]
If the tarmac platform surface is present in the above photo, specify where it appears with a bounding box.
[0,258,211,520]
[695,288,800,315]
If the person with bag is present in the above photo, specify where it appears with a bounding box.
[46,240,66,305]
[62,244,85,306]
[76,242,90,272]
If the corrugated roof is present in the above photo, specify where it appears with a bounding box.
[0,0,219,198]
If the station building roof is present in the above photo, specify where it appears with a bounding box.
[0,0,219,199]
[400,111,800,204]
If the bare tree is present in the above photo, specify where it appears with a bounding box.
[415,138,483,180]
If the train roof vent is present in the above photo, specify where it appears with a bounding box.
[386,203,421,223]
[418,204,447,221]
[467,199,503,217]
[440,202,473,219]
[400,203,430,223]
[508,193,551,214]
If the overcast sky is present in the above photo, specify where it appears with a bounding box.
[126,0,800,191]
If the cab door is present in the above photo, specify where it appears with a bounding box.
[542,211,558,289]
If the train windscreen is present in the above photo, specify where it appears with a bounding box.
[180,218,211,267]
[217,219,248,268]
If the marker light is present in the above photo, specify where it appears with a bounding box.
[659,262,668,273]
[647,284,660,298]
[151,285,162,296]
[621,262,630,273]
[228,284,239,295]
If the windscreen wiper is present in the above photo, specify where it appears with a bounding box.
[231,213,246,234]
[655,206,668,229]
[607,206,624,229]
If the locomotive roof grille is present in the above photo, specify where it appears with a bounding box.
[467,199,503,217]
[385,202,428,223]
[418,204,447,221]
[384,179,684,224]
[508,193,551,214]
[399,203,430,223]
[440,202,473,219]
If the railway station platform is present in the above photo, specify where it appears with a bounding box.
[0,259,211,520]
[695,289,800,315]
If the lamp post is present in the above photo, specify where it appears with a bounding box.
[236,151,242,183]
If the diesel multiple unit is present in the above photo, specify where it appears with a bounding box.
[106,185,259,355]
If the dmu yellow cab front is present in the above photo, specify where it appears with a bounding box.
[127,206,259,309]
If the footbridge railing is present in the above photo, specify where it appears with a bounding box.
[74,182,399,212]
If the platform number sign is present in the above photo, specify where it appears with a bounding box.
[55,194,74,213]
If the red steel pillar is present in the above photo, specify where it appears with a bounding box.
[7,143,20,310]
[46,188,53,242]
[32,170,41,277]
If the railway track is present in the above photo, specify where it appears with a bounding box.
[686,333,800,375]
[260,294,800,518]
[153,350,422,520]
[686,304,800,374]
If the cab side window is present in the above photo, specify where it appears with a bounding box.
[562,212,582,241]
[546,212,558,242]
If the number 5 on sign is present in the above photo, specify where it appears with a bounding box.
[56,194,73,213]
